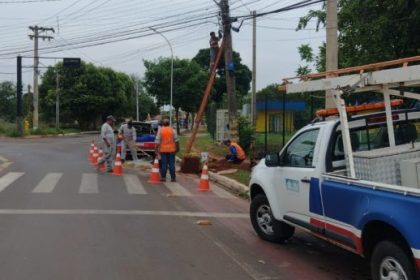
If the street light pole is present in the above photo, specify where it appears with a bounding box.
[149,27,174,126]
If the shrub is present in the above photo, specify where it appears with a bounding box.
[238,116,254,154]
[5,128,19,137]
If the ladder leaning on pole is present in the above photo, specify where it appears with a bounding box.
[185,39,226,155]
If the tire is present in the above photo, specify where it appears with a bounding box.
[371,240,419,280]
[250,194,295,243]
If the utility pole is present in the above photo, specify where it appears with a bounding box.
[16,56,23,137]
[55,71,60,129]
[136,80,139,121]
[251,10,257,127]
[220,0,238,141]
[29,25,54,130]
[325,0,338,109]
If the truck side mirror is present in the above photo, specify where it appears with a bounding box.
[265,153,280,167]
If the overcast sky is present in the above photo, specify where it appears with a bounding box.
[0,0,324,91]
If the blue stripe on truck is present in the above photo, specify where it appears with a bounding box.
[309,177,323,215]
[321,179,420,251]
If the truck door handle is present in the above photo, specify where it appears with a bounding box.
[301,179,311,184]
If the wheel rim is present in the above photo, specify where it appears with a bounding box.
[379,257,408,280]
[256,204,274,235]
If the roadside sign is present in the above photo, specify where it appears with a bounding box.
[63,58,81,68]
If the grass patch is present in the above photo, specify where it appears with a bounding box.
[62,128,81,134]
[223,170,251,186]
[0,120,16,136]
[0,120,81,137]
[179,133,226,158]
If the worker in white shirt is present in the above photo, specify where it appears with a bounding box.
[97,115,116,172]
[119,119,139,162]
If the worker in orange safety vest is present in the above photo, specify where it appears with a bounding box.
[224,139,246,163]
[155,118,179,182]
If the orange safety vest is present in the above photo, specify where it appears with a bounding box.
[230,142,246,160]
[159,127,176,153]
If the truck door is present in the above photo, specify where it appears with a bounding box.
[276,128,322,225]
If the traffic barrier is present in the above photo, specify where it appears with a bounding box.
[91,147,99,165]
[198,163,210,192]
[148,158,161,184]
[112,153,123,176]
[98,149,105,171]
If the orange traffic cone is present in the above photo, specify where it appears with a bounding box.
[148,158,161,184]
[198,163,210,192]
[91,147,99,165]
[112,153,123,176]
[97,149,105,171]
[88,142,95,160]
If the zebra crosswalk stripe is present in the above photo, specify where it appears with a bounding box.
[211,184,237,199]
[32,173,63,193]
[79,173,98,194]
[123,174,147,195]
[0,172,24,192]
[164,181,192,197]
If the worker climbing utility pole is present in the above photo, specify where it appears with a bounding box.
[325,0,338,109]
[28,25,54,130]
[220,0,238,141]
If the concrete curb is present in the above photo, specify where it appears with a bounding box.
[208,171,249,195]
[24,131,99,139]
[176,155,249,195]
[0,131,100,139]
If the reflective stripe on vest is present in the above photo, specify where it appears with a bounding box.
[231,142,245,160]
[159,127,176,153]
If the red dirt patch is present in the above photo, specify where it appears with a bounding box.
[207,157,251,172]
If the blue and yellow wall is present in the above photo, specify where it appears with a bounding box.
[255,101,306,133]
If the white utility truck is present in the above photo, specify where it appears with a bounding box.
[249,57,420,280]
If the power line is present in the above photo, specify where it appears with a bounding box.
[0,0,60,3]
[234,0,325,20]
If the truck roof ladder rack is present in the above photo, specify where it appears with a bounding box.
[278,56,420,178]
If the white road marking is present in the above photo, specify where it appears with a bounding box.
[32,173,63,193]
[164,181,192,197]
[0,209,248,218]
[0,172,24,192]
[123,174,147,194]
[190,177,237,199]
[0,155,13,172]
[79,173,98,193]
[211,184,237,199]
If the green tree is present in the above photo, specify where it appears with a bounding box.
[0,81,16,121]
[39,62,134,129]
[297,0,420,71]
[143,57,208,134]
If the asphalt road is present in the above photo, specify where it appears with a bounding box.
[0,135,370,280]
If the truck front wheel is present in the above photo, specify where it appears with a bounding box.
[250,194,294,243]
[371,240,419,280]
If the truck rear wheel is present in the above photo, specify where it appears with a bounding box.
[250,194,294,243]
[371,240,419,280]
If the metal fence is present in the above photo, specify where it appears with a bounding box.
[252,93,324,159]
